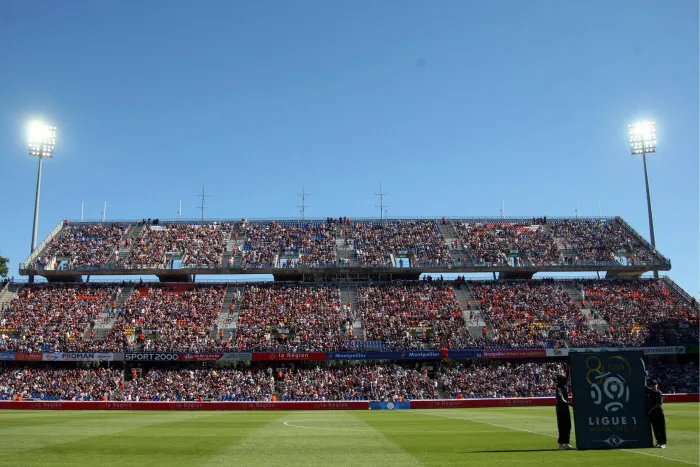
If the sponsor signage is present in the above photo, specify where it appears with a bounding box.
[15,352,42,361]
[42,352,121,361]
[177,353,225,362]
[370,401,410,410]
[124,352,179,361]
[327,351,406,360]
[219,353,252,362]
[570,351,653,450]
[482,349,546,359]
[0,352,15,361]
[405,350,441,359]
[447,350,480,359]
[568,346,685,356]
[251,352,327,361]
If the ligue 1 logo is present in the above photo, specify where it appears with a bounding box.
[586,355,631,412]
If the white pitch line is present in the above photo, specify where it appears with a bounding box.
[282,418,501,434]
[417,411,696,465]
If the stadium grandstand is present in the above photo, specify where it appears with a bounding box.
[0,214,696,405]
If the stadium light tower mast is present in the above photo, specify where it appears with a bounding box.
[375,181,388,220]
[297,184,311,222]
[28,121,56,253]
[629,121,658,279]
[196,185,210,223]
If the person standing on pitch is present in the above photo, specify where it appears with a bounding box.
[555,374,573,450]
[645,379,667,448]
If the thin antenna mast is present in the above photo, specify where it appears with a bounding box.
[375,181,388,220]
[196,185,210,223]
[297,184,311,221]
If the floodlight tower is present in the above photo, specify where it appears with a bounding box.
[28,121,57,253]
[628,121,658,278]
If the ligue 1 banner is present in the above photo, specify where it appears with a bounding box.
[570,351,653,450]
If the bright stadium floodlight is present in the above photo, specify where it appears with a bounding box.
[628,121,658,278]
[629,121,656,155]
[28,121,57,259]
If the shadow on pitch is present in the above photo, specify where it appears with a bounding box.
[465,449,564,453]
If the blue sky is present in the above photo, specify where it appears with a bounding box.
[0,0,697,295]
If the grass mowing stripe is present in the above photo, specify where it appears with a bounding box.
[0,411,223,464]
[417,409,697,466]
[203,411,425,467]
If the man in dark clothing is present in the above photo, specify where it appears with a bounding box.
[645,379,667,448]
[555,374,574,450]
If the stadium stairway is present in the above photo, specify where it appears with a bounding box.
[90,285,135,340]
[561,283,608,328]
[340,284,363,340]
[214,285,240,338]
[222,225,243,266]
[335,238,358,267]
[438,222,458,245]
[456,283,486,327]
[117,224,145,262]
[0,284,18,312]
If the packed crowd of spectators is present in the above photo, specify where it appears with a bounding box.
[35,223,127,268]
[281,364,436,401]
[0,285,116,352]
[358,282,476,350]
[121,369,273,401]
[122,223,231,268]
[241,221,337,267]
[437,361,567,398]
[0,368,272,401]
[0,368,123,401]
[576,279,699,347]
[0,360,696,402]
[103,284,226,352]
[550,219,657,264]
[648,362,699,394]
[453,222,561,265]
[469,280,586,348]
[233,284,352,351]
[350,221,450,266]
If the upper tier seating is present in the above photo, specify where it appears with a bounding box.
[550,219,658,263]
[452,222,561,265]
[36,223,127,268]
[241,221,337,267]
[350,221,450,266]
[122,223,231,268]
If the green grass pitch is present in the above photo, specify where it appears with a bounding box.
[0,403,697,466]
